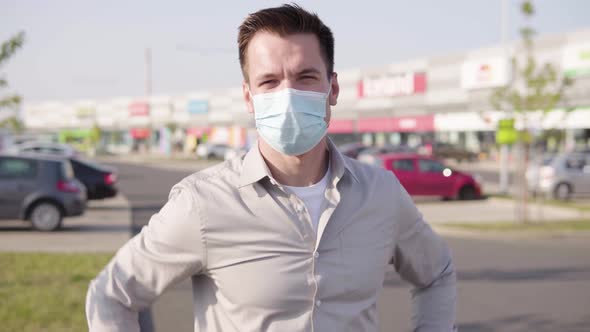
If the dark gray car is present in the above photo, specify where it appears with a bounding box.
[0,154,87,231]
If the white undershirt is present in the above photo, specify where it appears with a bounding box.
[284,166,331,232]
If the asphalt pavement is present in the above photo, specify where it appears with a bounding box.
[107,160,590,332]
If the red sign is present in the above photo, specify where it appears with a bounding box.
[357,72,427,98]
[186,127,210,136]
[130,128,151,139]
[358,114,434,133]
[328,119,354,134]
[129,102,150,116]
[392,114,433,132]
[358,117,395,132]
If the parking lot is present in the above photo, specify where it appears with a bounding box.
[0,194,130,252]
[1,157,589,332]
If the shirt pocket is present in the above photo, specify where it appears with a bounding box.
[338,228,392,300]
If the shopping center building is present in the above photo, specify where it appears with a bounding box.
[22,28,590,156]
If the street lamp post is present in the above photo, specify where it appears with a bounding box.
[499,0,511,194]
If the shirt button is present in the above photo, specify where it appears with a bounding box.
[315,300,322,307]
[314,252,319,259]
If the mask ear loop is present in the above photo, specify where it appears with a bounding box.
[325,78,333,129]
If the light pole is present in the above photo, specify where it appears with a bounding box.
[499,0,511,194]
[145,47,153,154]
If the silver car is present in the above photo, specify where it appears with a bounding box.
[526,152,590,200]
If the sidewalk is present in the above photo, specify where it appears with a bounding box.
[415,197,588,224]
[0,194,131,252]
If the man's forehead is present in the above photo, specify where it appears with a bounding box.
[246,31,326,76]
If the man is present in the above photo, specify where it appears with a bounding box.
[86,4,456,331]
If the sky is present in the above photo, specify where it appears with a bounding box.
[1,0,589,102]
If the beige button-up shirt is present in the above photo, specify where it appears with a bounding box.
[86,139,456,332]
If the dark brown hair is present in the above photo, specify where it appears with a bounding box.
[238,3,334,81]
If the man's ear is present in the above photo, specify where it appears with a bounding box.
[329,72,339,106]
[243,81,254,114]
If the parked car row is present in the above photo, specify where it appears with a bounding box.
[0,142,118,231]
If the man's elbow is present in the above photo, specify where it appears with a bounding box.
[86,275,142,332]
[415,257,456,292]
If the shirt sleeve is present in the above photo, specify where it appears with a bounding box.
[389,174,457,332]
[86,181,206,332]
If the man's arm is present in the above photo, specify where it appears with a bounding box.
[86,181,206,332]
[389,174,457,332]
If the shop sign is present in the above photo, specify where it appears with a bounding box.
[327,119,354,134]
[187,127,210,136]
[562,42,590,78]
[461,57,511,90]
[357,72,427,98]
[130,128,151,139]
[129,102,150,116]
[496,118,517,145]
[393,114,434,132]
[358,114,434,133]
[187,100,209,114]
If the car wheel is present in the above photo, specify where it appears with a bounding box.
[553,183,572,201]
[458,186,477,200]
[29,202,63,231]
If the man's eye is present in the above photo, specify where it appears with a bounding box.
[260,80,275,86]
[301,76,316,80]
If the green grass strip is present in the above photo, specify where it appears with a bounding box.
[0,252,113,332]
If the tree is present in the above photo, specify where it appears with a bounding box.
[0,31,26,132]
[490,1,573,223]
[0,116,24,133]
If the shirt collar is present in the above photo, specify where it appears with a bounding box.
[238,138,359,188]
[238,140,271,188]
[326,138,360,184]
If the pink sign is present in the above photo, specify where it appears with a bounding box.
[357,72,427,98]
[328,119,354,134]
[358,114,434,133]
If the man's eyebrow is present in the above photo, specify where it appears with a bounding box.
[253,67,321,82]
[297,68,321,76]
[254,72,278,82]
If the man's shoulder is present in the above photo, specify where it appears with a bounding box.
[175,157,243,193]
[342,155,397,187]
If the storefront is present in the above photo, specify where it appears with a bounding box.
[128,101,151,153]
[19,28,590,157]
[357,114,434,147]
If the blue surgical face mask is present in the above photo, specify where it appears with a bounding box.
[250,83,331,156]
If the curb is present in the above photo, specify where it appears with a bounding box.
[432,224,590,239]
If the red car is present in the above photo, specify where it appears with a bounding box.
[375,153,482,200]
